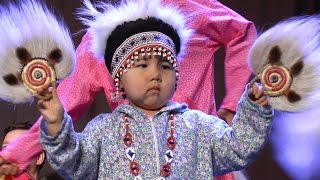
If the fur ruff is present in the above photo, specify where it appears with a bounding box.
[271,107,320,179]
[248,15,320,112]
[78,0,192,61]
[0,0,75,103]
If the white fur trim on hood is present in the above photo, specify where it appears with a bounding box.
[78,0,192,61]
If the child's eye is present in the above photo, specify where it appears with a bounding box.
[136,64,147,68]
[161,63,173,70]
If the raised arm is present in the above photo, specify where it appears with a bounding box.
[0,32,118,174]
[210,84,272,175]
[40,113,105,179]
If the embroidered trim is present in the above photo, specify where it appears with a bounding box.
[123,114,176,178]
[111,31,177,78]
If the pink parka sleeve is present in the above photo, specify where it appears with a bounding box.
[211,3,257,112]
[196,0,257,112]
[165,0,257,113]
[57,33,118,120]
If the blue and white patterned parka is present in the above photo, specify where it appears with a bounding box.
[40,89,273,180]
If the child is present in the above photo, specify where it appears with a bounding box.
[39,0,272,179]
[0,1,257,179]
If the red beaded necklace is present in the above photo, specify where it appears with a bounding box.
[123,113,176,179]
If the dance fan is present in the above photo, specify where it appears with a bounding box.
[248,15,320,179]
[0,0,75,103]
[248,15,320,112]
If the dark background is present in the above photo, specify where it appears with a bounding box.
[0,0,319,179]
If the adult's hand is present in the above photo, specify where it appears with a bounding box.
[217,108,235,126]
[0,156,19,176]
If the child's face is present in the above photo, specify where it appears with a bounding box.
[120,54,176,115]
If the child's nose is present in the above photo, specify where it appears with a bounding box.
[150,66,162,81]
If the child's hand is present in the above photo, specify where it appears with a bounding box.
[248,82,269,107]
[37,86,64,124]
[37,85,64,136]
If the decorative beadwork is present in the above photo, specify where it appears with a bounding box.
[161,114,176,177]
[111,31,177,79]
[259,64,292,96]
[123,113,176,178]
[130,161,140,175]
[123,133,133,147]
[160,164,171,177]
[164,150,174,164]
[126,147,136,161]
[134,176,143,180]
[111,32,179,101]
[21,58,56,100]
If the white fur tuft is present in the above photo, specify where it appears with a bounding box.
[248,15,320,112]
[78,0,192,61]
[0,0,75,103]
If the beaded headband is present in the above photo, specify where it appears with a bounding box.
[111,31,177,79]
[78,0,192,65]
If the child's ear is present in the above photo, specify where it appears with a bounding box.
[36,152,45,166]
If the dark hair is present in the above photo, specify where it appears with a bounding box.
[3,121,33,138]
[104,17,181,72]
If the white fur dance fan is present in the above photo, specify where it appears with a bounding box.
[0,0,75,103]
[248,15,320,112]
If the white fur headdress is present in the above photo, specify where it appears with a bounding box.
[0,0,75,103]
[78,0,191,101]
[78,0,191,63]
[248,15,320,112]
